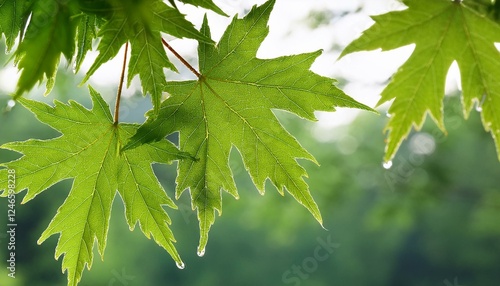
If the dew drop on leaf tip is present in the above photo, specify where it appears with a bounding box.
[382,161,393,169]
[197,248,206,257]
[476,95,486,112]
[176,261,185,269]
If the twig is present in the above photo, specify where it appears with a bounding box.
[114,42,129,125]
[162,38,201,78]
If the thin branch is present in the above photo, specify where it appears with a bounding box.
[162,38,201,78]
[114,42,129,125]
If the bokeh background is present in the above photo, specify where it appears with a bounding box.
[1,0,500,285]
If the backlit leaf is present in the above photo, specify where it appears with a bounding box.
[0,87,190,286]
[83,0,213,114]
[341,0,500,162]
[125,0,372,252]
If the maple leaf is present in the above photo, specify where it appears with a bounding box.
[125,0,372,253]
[0,0,29,51]
[14,0,78,96]
[83,0,214,115]
[0,87,191,286]
[341,0,500,163]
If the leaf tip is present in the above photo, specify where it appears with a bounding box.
[313,210,323,227]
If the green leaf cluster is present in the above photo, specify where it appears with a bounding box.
[82,0,215,114]
[0,1,371,285]
[2,0,222,110]
[3,0,500,285]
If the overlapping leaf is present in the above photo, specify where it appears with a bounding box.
[176,0,227,16]
[0,87,190,286]
[4,0,218,106]
[125,0,372,253]
[0,0,29,51]
[341,0,500,163]
[83,0,214,115]
[14,0,78,96]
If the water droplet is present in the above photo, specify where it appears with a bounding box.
[382,161,393,169]
[4,99,16,113]
[386,112,392,118]
[476,94,486,112]
[197,248,206,257]
[7,100,16,108]
[176,261,185,270]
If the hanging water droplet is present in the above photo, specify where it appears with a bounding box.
[476,94,486,112]
[197,248,206,257]
[386,112,392,118]
[4,99,16,112]
[7,100,16,108]
[382,161,393,169]
[176,261,185,270]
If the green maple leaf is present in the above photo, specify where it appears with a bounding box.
[0,87,190,286]
[83,0,214,115]
[14,0,78,96]
[125,0,372,253]
[0,0,29,51]
[341,0,500,163]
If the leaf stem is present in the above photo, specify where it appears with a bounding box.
[114,42,129,125]
[162,38,201,78]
